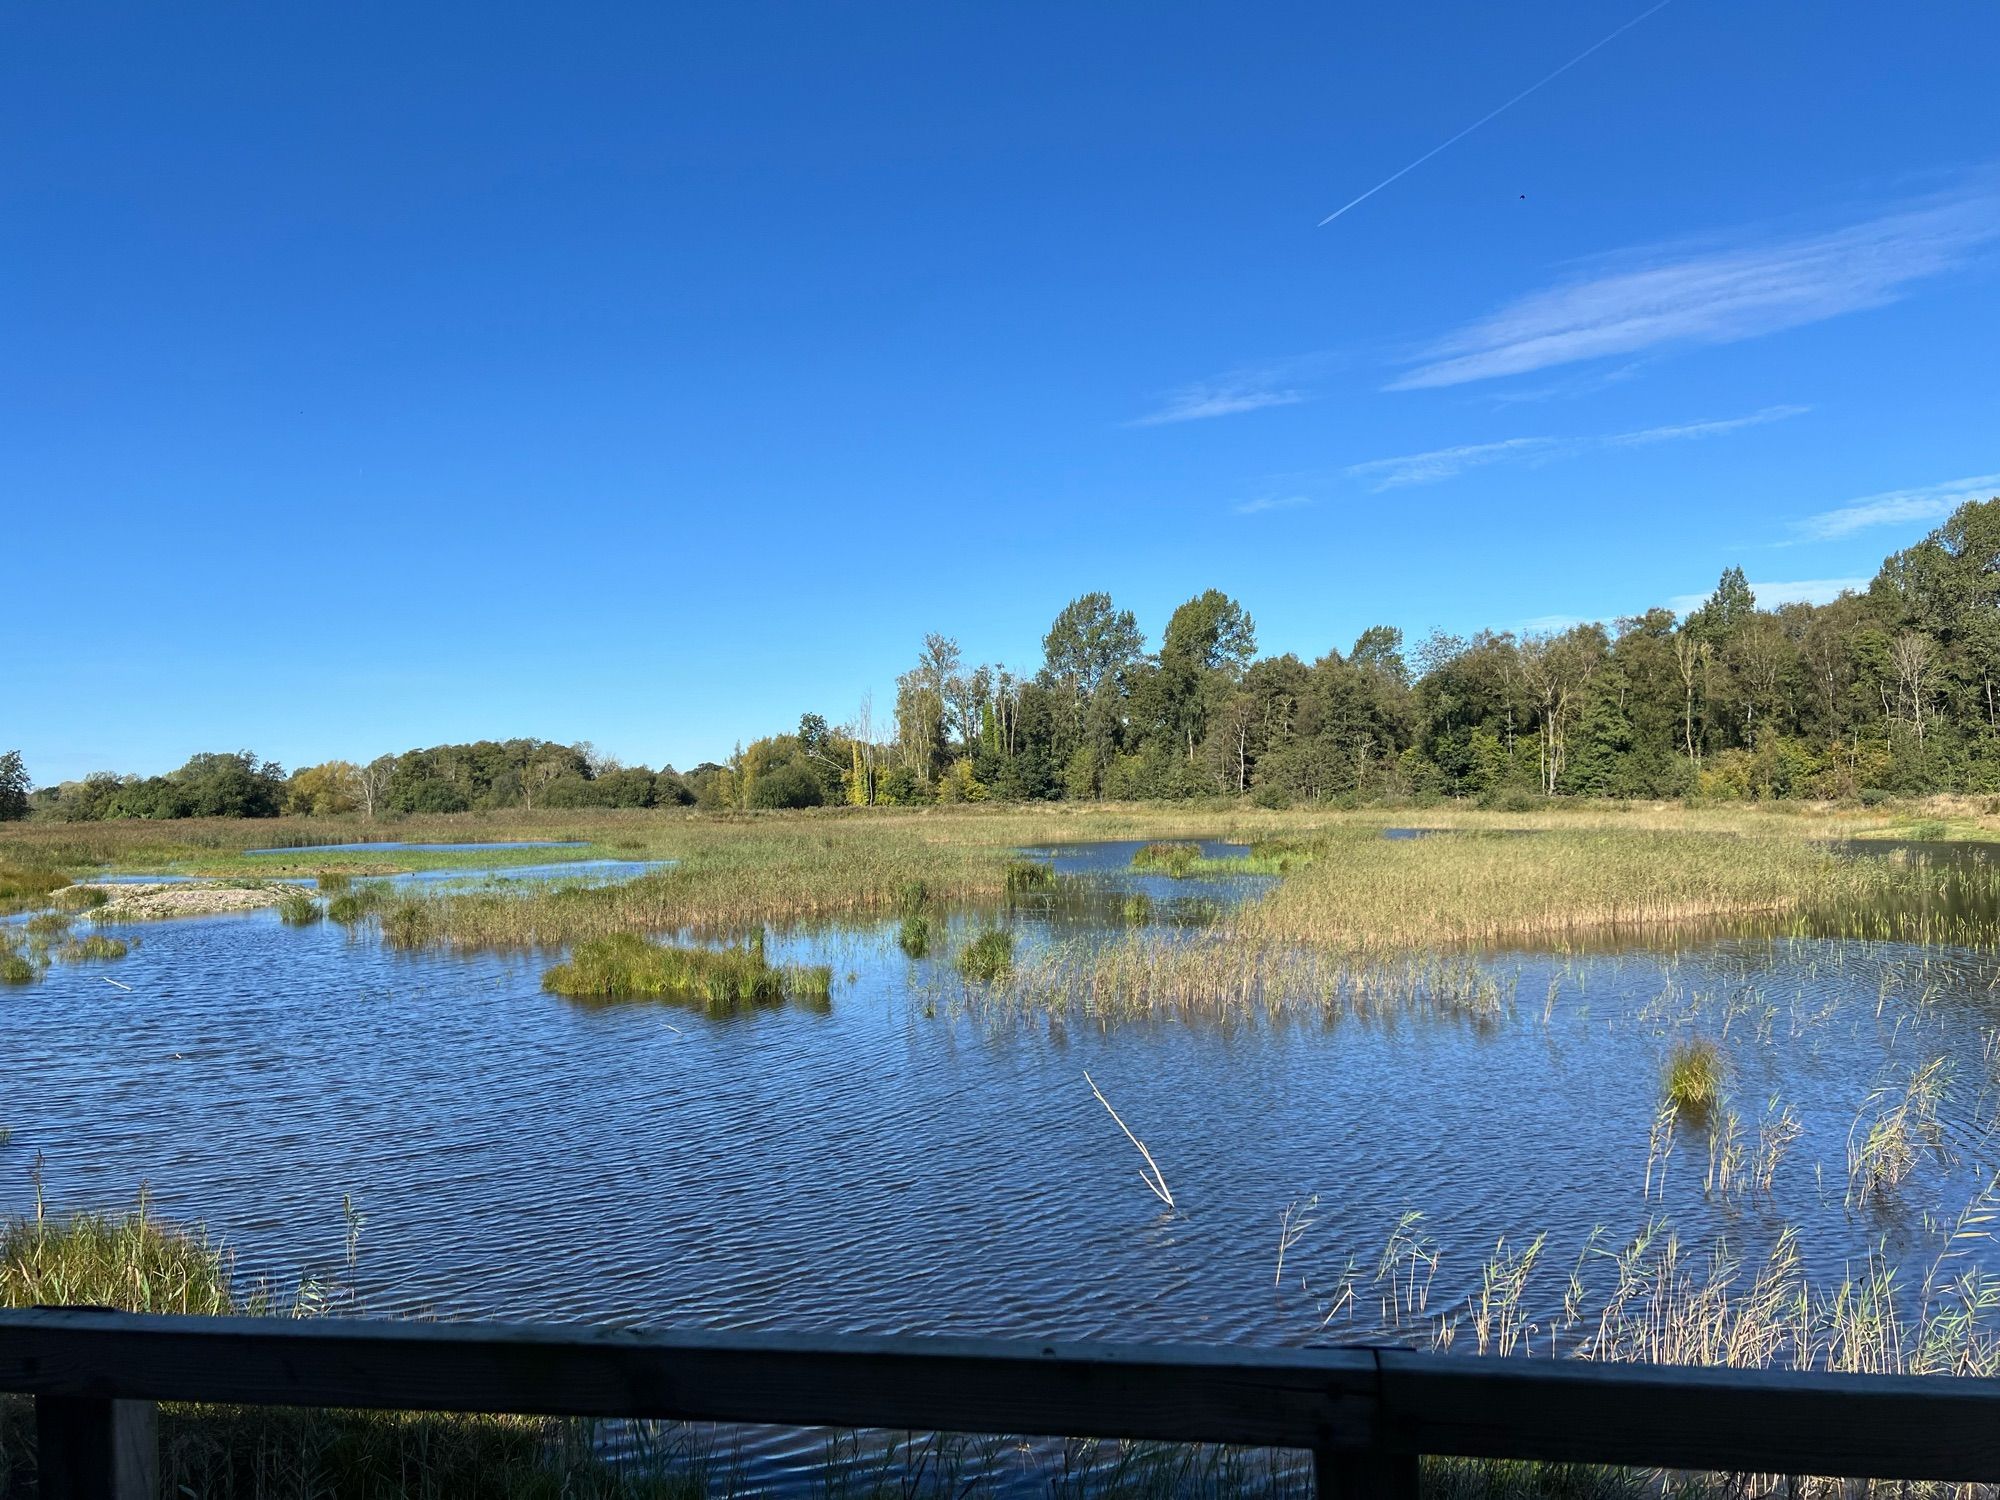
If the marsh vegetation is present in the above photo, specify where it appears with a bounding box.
[9,801,2000,1494]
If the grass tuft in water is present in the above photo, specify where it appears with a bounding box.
[1120,892,1153,924]
[898,912,934,958]
[0,954,35,985]
[24,912,71,940]
[1663,1038,1724,1119]
[1132,841,1202,878]
[52,884,110,912]
[543,933,830,1015]
[1003,860,1057,895]
[57,934,129,962]
[315,869,353,896]
[957,928,1014,982]
[327,882,391,925]
[277,887,323,925]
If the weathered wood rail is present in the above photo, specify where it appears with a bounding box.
[6,1307,2000,1497]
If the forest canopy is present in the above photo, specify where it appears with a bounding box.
[10,497,1999,820]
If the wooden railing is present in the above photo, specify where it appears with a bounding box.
[6,1307,2000,1497]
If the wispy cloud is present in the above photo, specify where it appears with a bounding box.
[1666,578,1866,614]
[1132,383,1302,426]
[1345,404,1806,491]
[1389,187,2000,390]
[1232,493,1315,516]
[1604,404,1811,447]
[1346,437,1558,489]
[1485,363,1643,406]
[1792,473,2000,541]
[1129,354,1338,427]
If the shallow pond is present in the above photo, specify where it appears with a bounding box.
[8,841,2000,1486]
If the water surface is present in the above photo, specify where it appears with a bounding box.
[8,841,2000,1486]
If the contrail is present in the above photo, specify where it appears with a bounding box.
[1318,0,1676,227]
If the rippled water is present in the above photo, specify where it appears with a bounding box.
[9,840,2000,1487]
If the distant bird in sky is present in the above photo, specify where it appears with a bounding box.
[1317,0,1675,227]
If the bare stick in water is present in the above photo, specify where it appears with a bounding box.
[1085,1070,1175,1209]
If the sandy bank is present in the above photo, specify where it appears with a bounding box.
[77,882,291,920]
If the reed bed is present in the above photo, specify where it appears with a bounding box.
[989,933,1517,1026]
[1241,828,1942,952]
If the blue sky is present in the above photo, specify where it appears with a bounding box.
[4,3,1996,782]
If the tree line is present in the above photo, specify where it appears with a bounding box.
[7,497,1997,822]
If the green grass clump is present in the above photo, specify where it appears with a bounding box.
[1664,1038,1724,1118]
[327,882,392,924]
[957,928,1014,982]
[24,911,71,939]
[2,1196,235,1314]
[315,869,353,895]
[1906,819,1951,841]
[0,863,73,916]
[542,933,829,1014]
[277,887,323,925]
[0,1194,716,1499]
[57,934,129,962]
[1003,860,1057,895]
[0,954,35,985]
[898,912,934,958]
[52,884,110,911]
[1120,892,1153,924]
[1132,841,1202,878]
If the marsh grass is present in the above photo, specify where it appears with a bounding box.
[1242,827,1952,952]
[0,863,69,917]
[542,933,832,1014]
[1135,840,1304,880]
[957,929,1014,982]
[1848,1058,1952,1206]
[51,884,109,912]
[34,802,1983,970]
[1132,842,1202,877]
[991,933,1514,1026]
[277,887,323,925]
[0,1196,712,1499]
[316,869,353,895]
[1004,859,1058,895]
[23,912,70,939]
[56,934,129,962]
[328,882,392,925]
[898,913,934,958]
[1663,1039,1724,1119]
[0,954,35,985]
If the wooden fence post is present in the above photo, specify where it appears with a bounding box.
[34,1395,158,1500]
[1315,1446,1420,1500]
